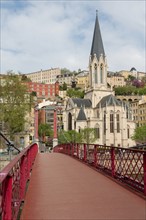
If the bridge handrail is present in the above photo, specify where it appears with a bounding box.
[53,143,146,197]
[0,142,38,220]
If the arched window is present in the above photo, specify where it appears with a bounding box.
[116,113,120,133]
[110,112,114,133]
[127,126,130,138]
[100,64,103,83]
[97,109,100,118]
[104,111,106,135]
[94,124,100,139]
[94,63,97,83]
[68,112,72,130]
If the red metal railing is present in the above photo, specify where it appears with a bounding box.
[53,143,146,196]
[0,142,38,220]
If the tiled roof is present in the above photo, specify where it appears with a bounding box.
[96,94,122,108]
[72,98,92,108]
[77,107,87,121]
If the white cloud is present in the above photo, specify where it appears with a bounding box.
[1,0,145,73]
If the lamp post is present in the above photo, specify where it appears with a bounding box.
[53,109,58,147]
[34,105,39,142]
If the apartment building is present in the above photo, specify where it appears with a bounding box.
[24,81,59,99]
[130,96,146,126]
[56,73,73,86]
[76,70,89,89]
[138,101,146,127]
[26,68,61,84]
[107,75,126,88]
[119,69,146,80]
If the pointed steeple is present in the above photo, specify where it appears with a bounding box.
[90,11,105,60]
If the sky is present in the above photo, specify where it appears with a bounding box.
[0,0,146,74]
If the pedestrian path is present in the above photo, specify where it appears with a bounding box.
[21,153,146,220]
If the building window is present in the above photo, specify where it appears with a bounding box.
[94,63,97,83]
[68,112,72,130]
[100,64,103,83]
[116,114,120,133]
[104,112,106,135]
[110,113,114,133]
[127,126,130,138]
[94,124,100,139]
[97,110,100,118]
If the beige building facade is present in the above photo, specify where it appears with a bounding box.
[119,69,146,80]
[107,75,126,88]
[26,68,61,84]
[131,96,146,127]
[76,70,89,89]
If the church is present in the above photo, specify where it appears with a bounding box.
[63,12,135,148]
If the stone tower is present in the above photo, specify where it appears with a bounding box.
[85,12,113,107]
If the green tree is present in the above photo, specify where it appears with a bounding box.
[61,68,71,75]
[58,127,98,145]
[132,125,146,144]
[0,72,32,139]
[81,127,97,144]
[38,123,53,142]
[62,82,67,90]
[58,130,82,144]
[67,88,84,98]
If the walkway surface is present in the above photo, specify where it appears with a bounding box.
[21,153,146,220]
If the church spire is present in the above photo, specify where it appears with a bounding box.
[90,11,105,60]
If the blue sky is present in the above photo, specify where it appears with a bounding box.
[0,0,146,73]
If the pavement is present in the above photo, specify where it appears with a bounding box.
[21,153,146,220]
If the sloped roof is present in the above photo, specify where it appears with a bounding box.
[77,107,87,121]
[90,12,105,60]
[96,94,122,108]
[72,98,92,108]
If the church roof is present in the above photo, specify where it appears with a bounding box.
[77,107,87,121]
[90,12,105,60]
[72,98,92,108]
[96,94,122,108]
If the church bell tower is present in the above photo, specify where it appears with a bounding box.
[85,11,113,107]
[89,11,107,89]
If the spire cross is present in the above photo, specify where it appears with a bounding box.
[96,10,98,16]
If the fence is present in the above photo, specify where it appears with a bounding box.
[53,143,146,196]
[0,142,38,220]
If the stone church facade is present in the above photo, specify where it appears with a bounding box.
[63,13,135,147]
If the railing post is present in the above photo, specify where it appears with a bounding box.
[111,146,115,177]
[94,145,97,167]
[2,176,13,220]
[77,143,79,159]
[68,144,70,155]
[72,143,74,156]
[65,144,66,154]
[84,144,87,162]
[143,152,146,195]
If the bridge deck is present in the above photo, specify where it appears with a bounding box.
[21,153,145,220]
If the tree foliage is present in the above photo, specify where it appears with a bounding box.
[114,85,146,96]
[80,127,97,144]
[58,127,98,144]
[0,72,32,138]
[66,88,84,98]
[60,82,67,91]
[61,68,78,75]
[132,125,146,144]
[38,123,53,141]
[58,130,82,144]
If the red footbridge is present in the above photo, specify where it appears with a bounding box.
[0,142,146,220]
